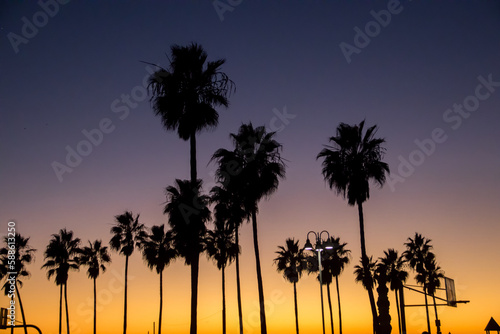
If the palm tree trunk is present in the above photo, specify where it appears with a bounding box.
[59,284,63,334]
[395,290,401,334]
[190,253,200,334]
[190,131,197,183]
[93,278,97,334]
[235,226,244,334]
[251,210,267,334]
[293,281,299,334]
[159,270,163,334]
[335,276,343,334]
[357,201,378,334]
[424,283,431,334]
[14,283,28,334]
[398,287,407,334]
[64,283,70,334]
[327,283,334,334]
[432,294,440,334]
[222,265,226,334]
[124,255,129,334]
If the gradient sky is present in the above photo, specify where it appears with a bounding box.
[1,1,500,333]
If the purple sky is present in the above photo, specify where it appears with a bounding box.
[1,1,500,333]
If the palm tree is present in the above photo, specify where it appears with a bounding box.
[382,249,408,334]
[205,218,239,334]
[354,256,378,333]
[375,257,391,334]
[0,233,36,334]
[403,233,434,334]
[147,43,235,183]
[212,123,286,334]
[164,179,210,334]
[210,184,246,334]
[273,238,307,334]
[78,240,111,334]
[42,228,80,334]
[424,257,444,334]
[323,236,351,334]
[318,120,390,334]
[140,225,177,334]
[109,211,145,334]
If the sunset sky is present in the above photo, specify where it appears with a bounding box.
[1,1,500,333]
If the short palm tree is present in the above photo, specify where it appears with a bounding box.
[0,233,36,334]
[79,240,111,334]
[403,233,434,334]
[164,179,210,334]
[212,123,286,334]
[323,236,351,334]
[109,211,145,334]
[210,184,246,334]
[140,224,177,334]
[318,120,389,334]
[354,256,378,333]
[274,238,307,334]
[42,228,81,334]
[416,255,444,334]
[147,43,235,183]
[206,218,239,334]
[382,249,408,334]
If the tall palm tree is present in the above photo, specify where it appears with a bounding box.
[140,225,177,334]
[273,238,307,334]
[354,256,378,333]
[318,120,390,334]
[109,211,145,334]
[164,179,210,334]
[375,257,391,334]
[0,233,36,334]
[206,218,239,334]
[42,228,80,334]
[382,249,408,334]
[78,240,111,334]
[212,123,286,334]
[403,233,434,334]
[323,236,351,334]
[423,257,444,334]
[210,184,246,334]
[147,43,235,183]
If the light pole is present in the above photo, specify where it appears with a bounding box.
[304,231,334,334]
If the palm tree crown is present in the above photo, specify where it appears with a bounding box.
[79,240,111,280]
[109,211,144,257]
[274,238,307,284]
[317,120,389,206]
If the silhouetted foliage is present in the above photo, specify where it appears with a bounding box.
[110,211,144,334]
[42,229,80,334]
[318,120,389,334]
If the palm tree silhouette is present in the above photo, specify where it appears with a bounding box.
[273,238,307,334]
[147,43,235,183]
[318,120,389,334]
[164,179,210,334]
[403,233,434,334]
[210,169,247,334]
[78,240,111,334]
[0,233,36,334]
[375,256,392,334]
[212,123,286,334]
[423,256,444,334]
[140,224,177,334]
[205,218,239,334]
[382,249,408,334]
[354,256,378,333]
[323,236,351,334]
[109,211,145,334]
[42,228,80,334]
